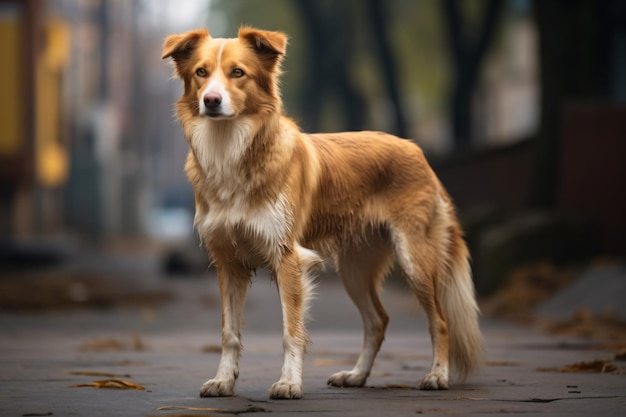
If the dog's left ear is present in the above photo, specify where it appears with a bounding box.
[238,26,287,70]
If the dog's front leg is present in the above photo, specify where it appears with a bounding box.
[269,248,315,399]
[200,263,250,397]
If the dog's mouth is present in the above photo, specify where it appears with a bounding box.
[202,110,235,120]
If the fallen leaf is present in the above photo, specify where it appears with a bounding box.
[113,360,146,366]
[157,405,267,413]
[78,339,126,352]
[313,358,355,367]
[376,384,416,390]
[485,360,521,367]
[69,371,131,378]
[77,333,146,352]
[615,348,626,361]
[147,414,218,417]
[131,332,145,350]
[454,397,487,401]
[201,344,222,353]
[70,379,145,390]
[538,359,619,374]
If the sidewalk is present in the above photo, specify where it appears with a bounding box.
[1,247,624,416]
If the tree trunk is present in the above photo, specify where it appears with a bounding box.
[365,0,408,138]
[529,0,611,207]
[442,0,503,148]
[295,0,367,133]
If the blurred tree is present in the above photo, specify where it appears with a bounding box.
[530,0,617,207]
[295,0,367,133]
[441,0,503,148]
[295,0,411,136]
[365,0,408,138]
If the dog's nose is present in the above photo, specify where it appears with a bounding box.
[203,93,222,109]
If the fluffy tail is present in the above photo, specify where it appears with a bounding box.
[440,213,485,381]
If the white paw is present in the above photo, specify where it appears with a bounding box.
[419,372,449,390]
[269,381,303,399]
[199,378,235,397]
[327,370,368,387]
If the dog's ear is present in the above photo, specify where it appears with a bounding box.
[238,26,287,70]
[162,29,209,77]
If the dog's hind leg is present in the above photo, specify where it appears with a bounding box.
[328,231,394,388]
[392,193,483,390]
[200,262,251,397]
[393,225,451,390]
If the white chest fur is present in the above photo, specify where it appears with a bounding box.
[187,117,255,200]
[187,117,294,253]
[195,192,293,254]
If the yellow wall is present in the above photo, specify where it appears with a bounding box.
[36,20,70,187]
[0,17,23,158]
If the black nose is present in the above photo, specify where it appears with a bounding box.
[203,93,222,109]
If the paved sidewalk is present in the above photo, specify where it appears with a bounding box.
[1,258,625,416]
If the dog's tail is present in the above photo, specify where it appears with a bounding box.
[439,198,484,381]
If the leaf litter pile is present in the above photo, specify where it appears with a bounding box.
[481,261,578,321]
[481,260,626,375]
[69,335,150,391]
[0,268,172,311]
[538,359,620,374]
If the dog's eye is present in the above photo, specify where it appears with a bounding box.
[195,68,208,77]
[232,68,245,78]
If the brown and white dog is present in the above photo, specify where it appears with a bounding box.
[162,26,484,399]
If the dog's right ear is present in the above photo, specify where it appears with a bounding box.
[162,29,209,77]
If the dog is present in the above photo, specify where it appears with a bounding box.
[162,26,484,400]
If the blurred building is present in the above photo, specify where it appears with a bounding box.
[0,0,64,237]
[0,0,208,243]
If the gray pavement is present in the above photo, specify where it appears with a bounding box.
[1,251,625,417]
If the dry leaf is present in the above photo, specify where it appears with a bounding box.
[70,379,145,390]
[131,332,145,350]
[455,397,487,401]
[538,359,619,374]
[113,360,146,366]
[78,339,126,352]
[147,414,219,417]
[157,405,267,413]
[485,360,521,367]
[201,344,222,353]
[313,358,355,367]
[377,384,416,390]
[77,333,146,352]
[69,371,131,378]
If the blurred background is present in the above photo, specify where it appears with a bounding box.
[1,0,625,319]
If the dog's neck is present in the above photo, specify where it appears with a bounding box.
[185,110,285,178]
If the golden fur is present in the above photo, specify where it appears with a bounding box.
[162,26,484,399]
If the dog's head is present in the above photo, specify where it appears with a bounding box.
[162,27,287,119]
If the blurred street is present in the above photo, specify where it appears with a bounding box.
[1,243,625,417]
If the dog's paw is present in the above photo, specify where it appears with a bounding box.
[199,378,235,397]
[327,370,367,387]
[419,372,449,390]
[269,381,303,399]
